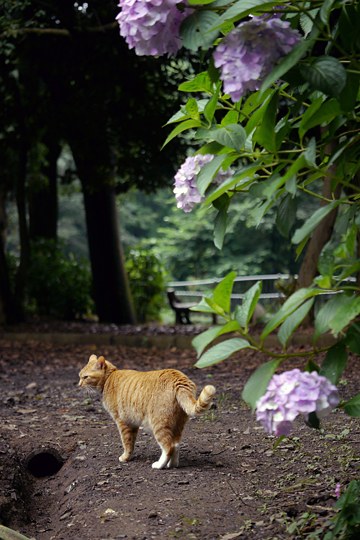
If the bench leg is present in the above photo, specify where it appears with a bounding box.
[175,309,192,325]
[184,310,191,325]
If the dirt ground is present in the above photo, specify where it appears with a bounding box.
[0,327,359,540]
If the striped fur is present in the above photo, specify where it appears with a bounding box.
[79,354,216,469]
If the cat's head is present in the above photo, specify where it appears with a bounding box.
[78,354,116,390]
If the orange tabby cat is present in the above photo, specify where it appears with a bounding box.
[78,354,216,469]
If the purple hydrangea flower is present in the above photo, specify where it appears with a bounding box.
[213,16,301,102]
[116,0,188,57]
[174,154,233,212]
[256,369,339,437]
[173,154,213,212]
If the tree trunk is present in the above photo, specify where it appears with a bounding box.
[12,85,30,321]
[81,183,136,324]
[28,135,60,241]
[65,81,135,323]
[297,173,342,289]
[0,187,18,324]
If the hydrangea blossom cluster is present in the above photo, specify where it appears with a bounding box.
[213,16,301,102]
[116,0,188,57]
[256,369,339,437]
[173,154,232,212]
[173,154,212,212]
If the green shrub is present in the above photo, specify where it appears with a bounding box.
[125,248,166,323]
[27,239,94,320]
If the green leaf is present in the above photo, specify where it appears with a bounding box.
[300,11,316,37]
[162,119,202,148]
[195,337,251,368]
[221,110,239,126]
[345,324,360,355]
[285,175,297,196]
[295,237,310,259]
[205,297,226,316]
[250,174,283,199]
[292,201,340,245]
[320,0,336,24]
[304,137,317,167]
[244,88,276,134]
[278,299,314,347]
[281,154,307,186]
[329,295,360,335]
[192,319,241,358]
[260,39,315,96]
[343,393,360,417]
[187,0,216,5]
[338,69,360,112]
[216,1,279,27]
[213,271,237,313]
[179,71,213,93]
[314,294,349,341]
[191,296,218,313]
[214,200,228,249]
[298,96,324,140]
[203,84,221,124]
[254,91,278,152]
[320,342,348,385]
[181,10,221,51]
[261,288,325,340]
[337,262,360,285]
[242,359,282,410]
[199,124,246,152]
[166,99,209,124]
[249,199,274,228]
[276,194,297,237]
[300,56,347,98]
[314,275,332,289]
[197,154,228,195]
[204,162,260,206]
[318,248,335,277]
[185,98,199,118]
[299,98,341,139]
[235,281,262,329]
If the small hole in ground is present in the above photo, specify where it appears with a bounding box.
[26,449,64,478]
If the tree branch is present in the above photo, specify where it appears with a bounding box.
[2,21,118,39]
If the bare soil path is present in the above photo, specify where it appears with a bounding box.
[0,326,359,540]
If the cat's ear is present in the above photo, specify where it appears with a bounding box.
[89,354,98,363]
[95,356,106,370]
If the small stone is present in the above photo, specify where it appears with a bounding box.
[148,511,158,519]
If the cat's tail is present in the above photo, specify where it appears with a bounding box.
[177,385,216,417]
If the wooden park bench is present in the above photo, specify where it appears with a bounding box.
[166,274,294,326]
[167,289,217,325]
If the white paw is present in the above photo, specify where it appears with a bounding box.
[119,454,129,463]
[151,460,164,469]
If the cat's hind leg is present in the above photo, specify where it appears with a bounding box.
[151,428,178,470]
[167,443,180,468]
[116,421,138,463]
[152,446,171,469]
[152,434,182,469]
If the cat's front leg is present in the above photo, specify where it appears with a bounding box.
[116,421,138,463]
